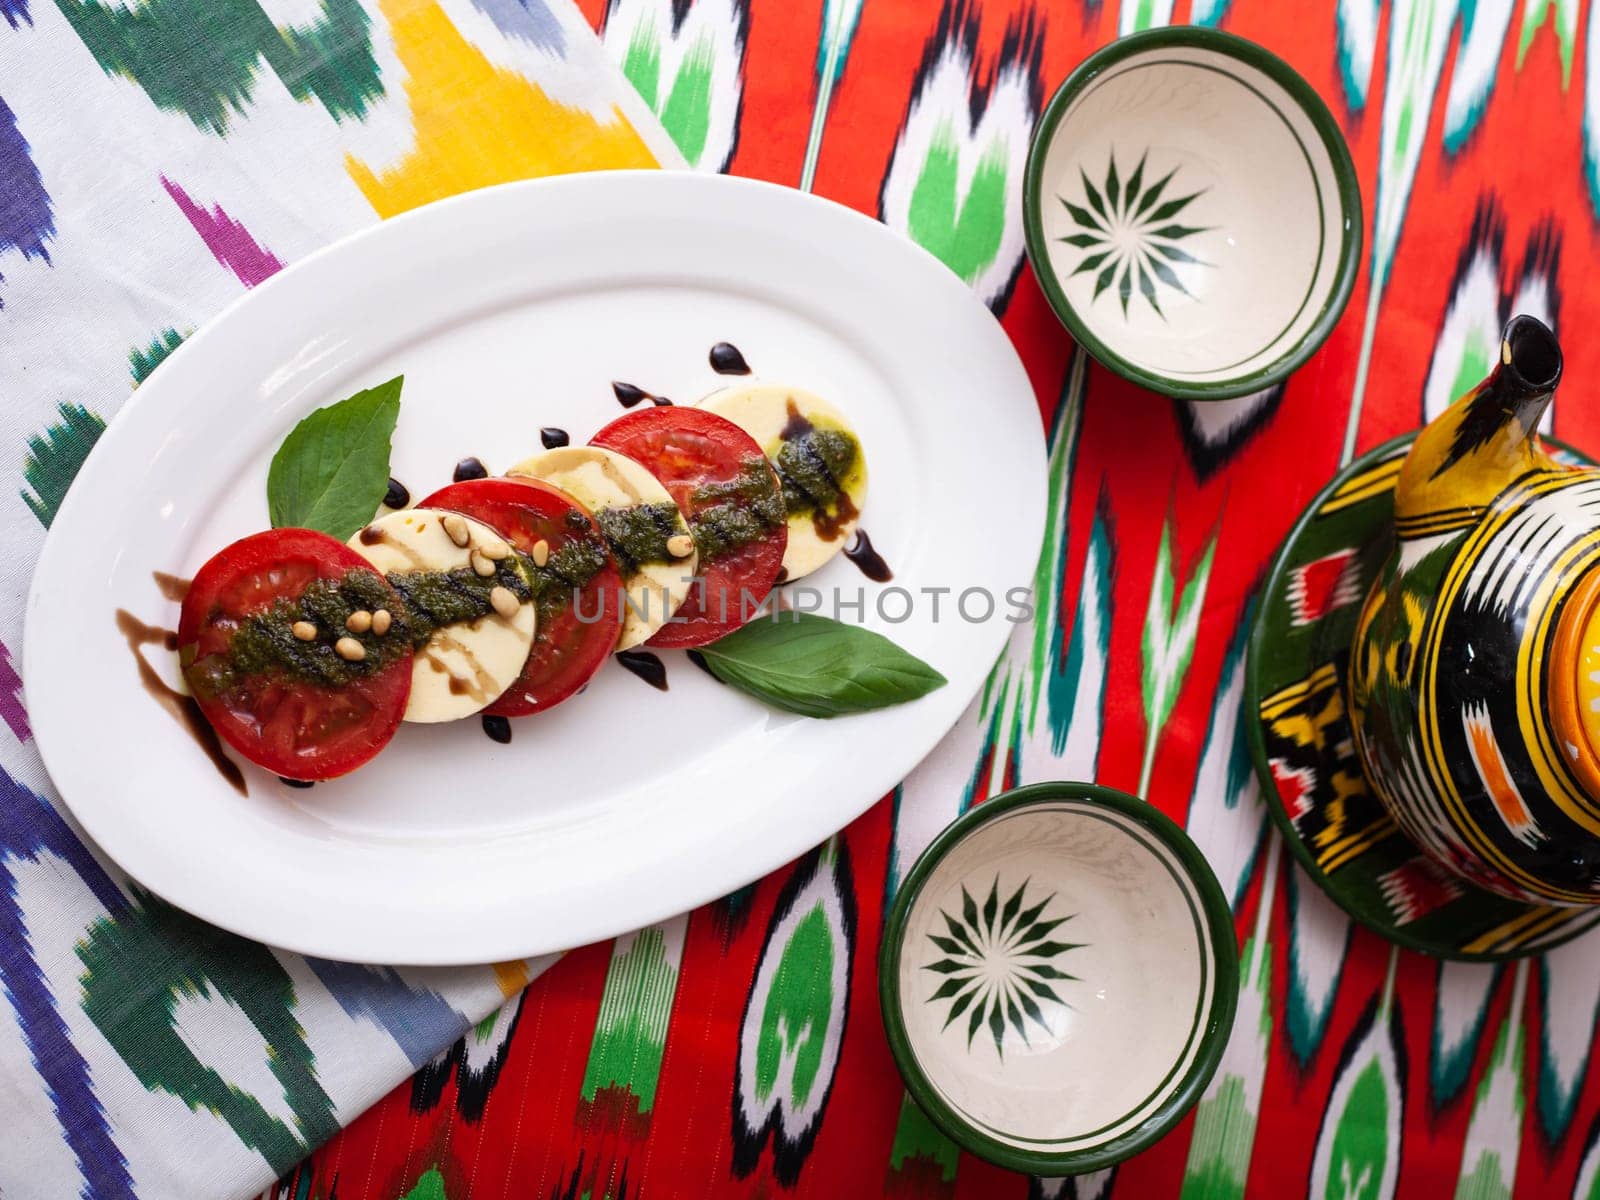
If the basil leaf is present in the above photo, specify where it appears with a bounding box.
[693,612,946,717]
[267,377,402,540]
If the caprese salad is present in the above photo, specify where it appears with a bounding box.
[174,362,904,785]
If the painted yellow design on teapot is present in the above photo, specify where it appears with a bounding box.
[1348,315,1600,906]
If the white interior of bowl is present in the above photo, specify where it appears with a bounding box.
[1036,43,1346,388]
[896,800,1218,1152]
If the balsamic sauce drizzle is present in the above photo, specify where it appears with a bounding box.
[115,608,247,795]
[709,342,752,375]
[481,714,513,744]
[152,571,191,602]
[278,776,315,789]
[453,457,488,482]
[844,530,892,582]
[384,477,411,509]
[613,382,673,408]
[616,649,668,691]
[539,426,570,449]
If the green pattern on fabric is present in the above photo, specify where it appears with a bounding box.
[1455,989,1525,1200]
[1517,0,1576,83]
[1025,367,1083,714]
[579,926,676,1111]
[1138,517,1217,796]
[401,1168,450,1200]
[619,14,715,167]
[1448,338,1493,411]
[658,40,715,167]
[54,0,381,134]
[754,902,833,1106]
[906,127,1006,286]
[1455,1154,1511,1200]
[1325,1060,1389,1200]
[887,1094,959,1180]
[129,327,187,384]
[21,402,105,527]
[77,890,338,1173]
[621,19,662,129]
[1181,930,1273,1200]
[1182,1075,1252,1198]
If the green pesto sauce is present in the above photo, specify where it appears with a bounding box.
[529,532,609,619]
[689,458,786,561]
[190,569,410,695]
[193,535,610,695]
[775,427,858,516]
[595,502,681,576]
[384,557,532,649]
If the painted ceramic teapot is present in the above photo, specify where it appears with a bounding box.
[1347,314,1600,907]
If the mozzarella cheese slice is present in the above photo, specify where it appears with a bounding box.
[697,383,868,580]
[349,509,536,723]
[508,446,697,650]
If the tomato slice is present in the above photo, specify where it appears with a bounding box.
[178,528,412,781]
[590,407,787,648]
[420,478,623,715]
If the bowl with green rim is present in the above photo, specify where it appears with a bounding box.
[1022,27,1362,401]
[879,781,1238,1174]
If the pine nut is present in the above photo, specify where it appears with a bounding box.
[666,534,694,559]
[371,609,392,636]
[441,513,471,547]
[478,536,510,561]
[489,586,520,618]
[335,636,366,662]
[532,539,550,568]
[346,610,372,633]
[471,550,496,576]
[291,620,317,641]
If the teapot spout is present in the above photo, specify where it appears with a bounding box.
[1393,315,1564,531]
[1481,313,1563,430]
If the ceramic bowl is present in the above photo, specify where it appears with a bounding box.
[879,782,1238,1174]
[1023,27,1362,401]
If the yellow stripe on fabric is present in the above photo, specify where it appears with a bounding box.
[348,0,659,219]
[492,960,535,997]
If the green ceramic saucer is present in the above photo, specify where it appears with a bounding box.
[1247,434,1600,960]
[879,782,1238,1174]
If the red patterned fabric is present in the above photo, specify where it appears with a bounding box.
[284,1,1600,1196]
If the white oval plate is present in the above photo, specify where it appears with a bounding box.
[25,172,1045,965]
